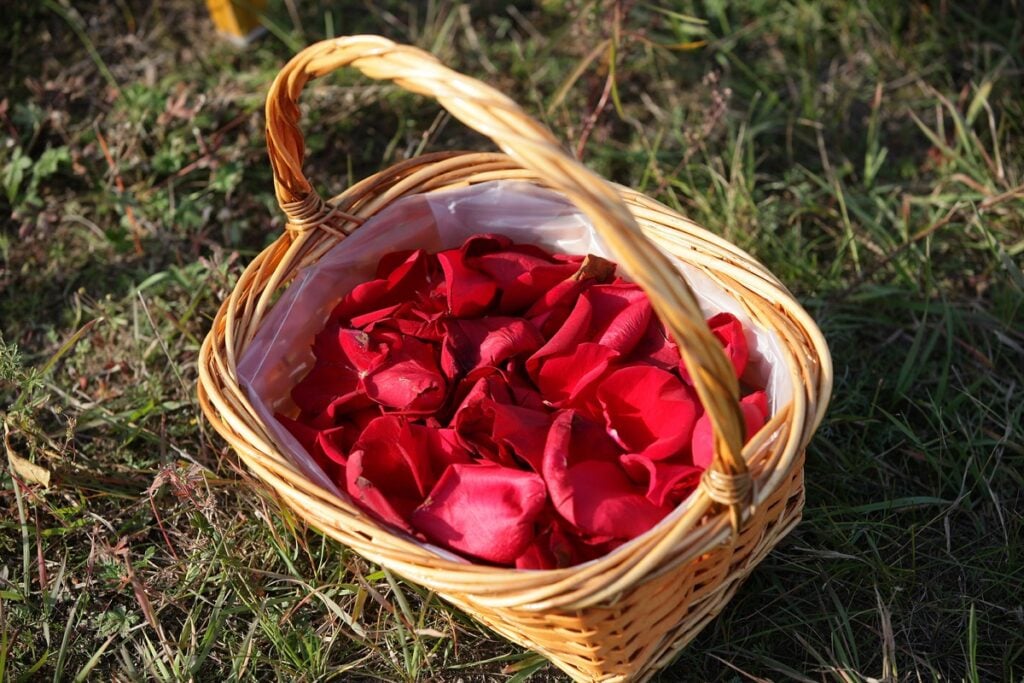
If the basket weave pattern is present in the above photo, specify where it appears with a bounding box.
[197,36,831,682]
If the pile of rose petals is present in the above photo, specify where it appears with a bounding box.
[277,234,768,569]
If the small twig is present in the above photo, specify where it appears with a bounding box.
[35,509,49,592]
[979,182,1024,210]
[575,66,614,160]
[147,488,181,562]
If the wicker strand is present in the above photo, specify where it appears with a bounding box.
[700,468,754,508]
[280,189,365,237]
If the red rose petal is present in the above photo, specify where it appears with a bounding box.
[630,317,681,370]
[291,326,381,417]
[460,233,513,257]
[542,410,658,538]
[586,284,653,355]
[470,242,579,313]
[346,416,437,531]
[375,249,417,278]
[527,287,592,361]
[437,247,498,317]
[277,414,347,482]
[680,313,750,383]
[515,515,603,570]
[533,342,619,416]
[597,365,700,460]
[619,453,703,508]
[490,403,551,471]
[451,371,510,462]
[331,249,439,323]
[525,278,594,337]
[363,335,446,414]
[441,317,544,378]
[412,462,548,565]
[691,390,770,469]
[552,457,670,539]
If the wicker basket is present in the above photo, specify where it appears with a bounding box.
[198,36,832,681]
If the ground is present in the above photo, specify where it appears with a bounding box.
[1,1,1022,681]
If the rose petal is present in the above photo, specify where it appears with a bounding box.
[331,249,439,323]
[514,515,602,570]
[533,342,619,417]
[619,453,703,508]
[630,317,681,370]
[680,313,750,383]
[418,427,465,466]
[471,250,579,313]
[437,247,498,316]
[542,410,658,538]
[441,317,544,378]
[597,365,700,460]
[451,371,510,462]
[277,414,348,482]
[528,282,650,374]
[291,326,381,417]
[691,390,770,469]
[525,278,594,337]
[412,462,548,565]
[490,403,551,471]
[586,285,652,355]
[363,335,446,414]
[346,416,437,530]
[550,457,670,539]
[462,234,580,313]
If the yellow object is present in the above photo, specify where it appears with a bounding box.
[198,36,833,681]
[205,0,266,43]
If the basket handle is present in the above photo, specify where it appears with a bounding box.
[264,36,753,528]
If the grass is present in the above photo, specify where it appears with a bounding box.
[1,0,1022,680]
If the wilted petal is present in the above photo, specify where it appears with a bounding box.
[412,463,548,565]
